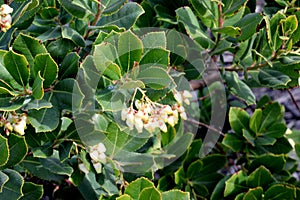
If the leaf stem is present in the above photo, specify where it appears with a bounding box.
[288,89,300,113]
[210,2,223,53]
[187,118,225,136]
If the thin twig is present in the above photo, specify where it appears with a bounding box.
[187,118,225,136]
[288,89,300,113]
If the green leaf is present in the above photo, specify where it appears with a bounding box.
[22,98,52,110]
[176,6,213,49]
[210,176,229,200]
[32,71,44,100]
[37,27,61,42]
[28,102,60,133]
[0,171,9,193]
[201,154,226,174]
[229,107,250,135]
[234,13,263,41]
[0,50,21,90]
[187,160,203,179]
[250,109,262,133]
[162,190,189,200]
[3,51,29,87]
[137,66,172,90]
[58,0,93,19]
[140,48,170,67]
[260,123,286,138]
[62,26,85,47]
[33,53,58,88]
[224,72,256,105]
[40,6,59,19]
[58,141,73,161]
[31,143,53,158]
[0,135,9,167]
[20,156,66,182]
[47,38,76,59]
[94,42,120,78]
[223,0,248,16]
[264,184,295,200]
[258,69,291,88]
[103,123,148,156]
[247,166,275,189]
[12,33,47,69]
[12,0,41,29]
[142,32,167,50]
[224,171,248,197]
[117,194,133,200]
[282,15,298,35]
[59,52,80,80]
[222,133,245,151]
[249,154,285,173]
[118,30,143,72]
[212,26,241,37]
[98,2,145,29]
[53,78,84,111]
[190,0,218,28]
[0,97,24,111]
[19,182,43,200]
[138,187,162,200]
[243,129,255,146]
[1,134,28,169]
[125,177,154,200]
[101,0,127,15]
[0,169,24,200]
[243,187,263,200]
[40,157,73,176]
[259,102,284,132]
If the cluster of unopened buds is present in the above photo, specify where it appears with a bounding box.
[0,4,13,32]
[121,89,193,133]
[0,112,28,136]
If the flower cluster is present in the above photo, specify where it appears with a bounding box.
[0,4,13,32]
[78,143,107,174]
[89,142,107,162]
[121,89,192,133]
[1,112,28,135]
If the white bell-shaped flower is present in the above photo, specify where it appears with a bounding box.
[1,4,13,15]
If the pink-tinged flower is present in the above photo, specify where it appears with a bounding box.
[135,110,148,121]
[173,91,183,104]
[158,121,168,133]
[134,117,144,133]
[135,100,143,110]
[92,161,102,173]
[144,121,156,133]
[1,4,13,15]
[78,163,89,174]
[180,112,187,120]
[126,110,135,130]
[13,122,26,135]
[163,105,173,114]
[121,108,128,121]
[167,115,177,127]
[4,122,13,132]
[89,143,107,162]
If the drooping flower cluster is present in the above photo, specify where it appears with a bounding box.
[0,4,13,32]
[121,89,193,133]
[1,112,28,135]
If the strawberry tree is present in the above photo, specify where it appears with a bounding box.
[0,0,299,199]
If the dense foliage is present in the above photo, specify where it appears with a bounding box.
[0,0,299,199]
